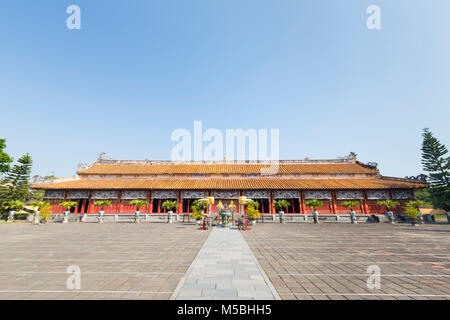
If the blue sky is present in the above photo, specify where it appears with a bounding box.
[0,0,449,178]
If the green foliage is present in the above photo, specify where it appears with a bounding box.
[405,206,419,221]
[60,201,77,210]
[376,200,400,211]
[94,200,112,210]
[273,199,289,212]
[427,187,450,211]
[191,199,207,213]
[191,210,204,220]
[342,200,360,211]
[161,200,177,211]
[39,205,51,221]
[406,200,430,209]
[129,199,148,210]
[421,128,450,188]
[246,200,260,209]
[305,199,324,210]
[1,153,33,201]
[0,138,12,175]
[414,189,431,202]
[30,189,45,201]
[31,201,50,210]
[1,200,24,217]
[246,205,260,220]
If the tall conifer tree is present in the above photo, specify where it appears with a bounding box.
[420,128,450,211]
[0,138,12,175]
[4,153,33,201]
[421,128,450,188]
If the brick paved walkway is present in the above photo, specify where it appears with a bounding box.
[0,223,209,299]
[171,227,280,300]
[242,223,450,300]
[1,222,449,300]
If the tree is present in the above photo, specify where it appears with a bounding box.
[0,138,12,175]
[376,200,400,212]
[342,200,360,212]
[305,199,324,211]
[60,201,78,212]
[421,128,450,188]
[273,199,289,213]
[405,200,430,222]
[0,199,24,218]
[2,153,33,201]
[93,200,112,212]
[130,199,149,211]
[420,128,450,211]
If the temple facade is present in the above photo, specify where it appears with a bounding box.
[32,154,427,215]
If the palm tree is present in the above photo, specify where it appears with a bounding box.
[377,200,399,223]
[129,200,149,213]
[377,200,400,213]
[59,201,77,223]
[60,201,77,213]
[342,200,360,224]
[305,199,323,212]
[273,199,289,213]
[161,200,177,213]
[342,200,360,212]
[94,200,112,213]
[305,199,323,223]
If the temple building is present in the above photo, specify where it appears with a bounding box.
[32,153,427,215]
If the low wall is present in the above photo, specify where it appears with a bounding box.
[48,213,441,224]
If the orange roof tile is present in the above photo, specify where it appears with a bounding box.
[77,162,378,175]
[33,177,425,190]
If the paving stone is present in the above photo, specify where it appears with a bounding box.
[172,228,280,300]
[242,223,450,300]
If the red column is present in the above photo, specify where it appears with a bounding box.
[300,191,305,214]
[157,199,161,213]
[362,192,369,214]
[270,191,275,214]
[331,191,337,214]
[177,191,182,214]
[147,191,153,213]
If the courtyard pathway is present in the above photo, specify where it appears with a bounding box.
[171,227,280,300]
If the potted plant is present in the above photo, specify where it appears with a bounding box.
[246,201,260,225]
[377,200,400,224]
[31,201,50,225]
[130,199,148,223]
[3,200,24,223]
[305,199,323,223]
[40,206,51,224]
[342,200,360,224]
[274,199,289,223]
[405,200,429,226]
[191,201,205,225]
[94,200,112,223]
[60,201,77,223]
[162,200,177,223]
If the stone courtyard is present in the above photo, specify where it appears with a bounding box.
[0,221,449,300]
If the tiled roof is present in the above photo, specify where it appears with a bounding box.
[33,177,425,190]
[77,162,377,175]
